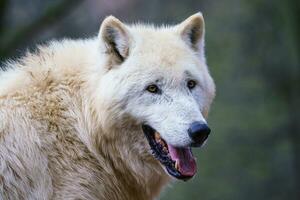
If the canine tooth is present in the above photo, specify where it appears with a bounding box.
[163,147,168,152]
[175,161,179,170]
[154,132,161,141]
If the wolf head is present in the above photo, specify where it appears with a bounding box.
[96,13,215,180]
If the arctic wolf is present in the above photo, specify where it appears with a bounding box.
[0,13,215,200]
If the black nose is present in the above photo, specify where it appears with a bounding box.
[188,121,211,145]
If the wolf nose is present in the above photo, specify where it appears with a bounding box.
[188,121,211,145]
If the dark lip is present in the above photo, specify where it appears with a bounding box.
[142,124,193,181]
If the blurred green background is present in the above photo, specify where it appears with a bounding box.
[0,0,299,199]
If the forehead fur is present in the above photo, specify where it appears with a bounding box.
[128,25,198,68]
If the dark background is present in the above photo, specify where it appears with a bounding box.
[0,0,299,199]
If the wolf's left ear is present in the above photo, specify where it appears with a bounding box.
[99,16,131,66]
[176,12,205,56]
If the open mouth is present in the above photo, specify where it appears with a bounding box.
[142,125,197,181]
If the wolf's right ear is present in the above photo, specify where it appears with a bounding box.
[99,16,130,66]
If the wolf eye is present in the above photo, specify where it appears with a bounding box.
[146,84,159,93]
[187,80,197,89]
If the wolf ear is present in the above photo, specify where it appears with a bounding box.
[99,16,130,65]
[176,13,205,56]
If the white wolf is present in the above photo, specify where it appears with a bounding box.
[0,13,215,200]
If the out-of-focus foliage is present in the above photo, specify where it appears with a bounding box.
[0,0,299,200]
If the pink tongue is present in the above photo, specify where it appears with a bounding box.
[167,144,197,177]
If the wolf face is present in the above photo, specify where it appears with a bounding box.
[97,13,215,180]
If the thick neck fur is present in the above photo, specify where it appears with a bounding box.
[35,82,169,200]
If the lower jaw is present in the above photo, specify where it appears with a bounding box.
[166,167,194,181]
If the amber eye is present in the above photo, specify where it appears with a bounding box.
[146,84,159,93]
[187,80,197,89]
